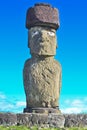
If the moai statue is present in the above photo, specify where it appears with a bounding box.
[23,3,62,113]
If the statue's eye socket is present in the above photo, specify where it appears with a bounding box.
[32,31,39,37]
[47,31,55,36]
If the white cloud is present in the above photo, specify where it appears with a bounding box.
[0,102,14,111]
[61,106,87,114]
[71,99,83,107]
[0,100,26,113]
[16,101,26,107]
[60,97,87,114]
[0,92,25,113]
[64,99,71,104]
[84,97,87,102]
[0,92,6,99]
[61,107,83,114]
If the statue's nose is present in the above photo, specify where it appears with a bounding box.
[37,32,45,41]
[38,37,44,42]
[41,31,47,38]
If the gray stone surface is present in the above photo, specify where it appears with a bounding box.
[17,113,65,128]
[0,113,17,126]
[64,114,87,127]
[23,56,61,108]
[23,107,61,114]
[24,3,61,114]
[28,27,57,55]
[0,113,87,128]
[17,113,48,127]
[48,113,65,128]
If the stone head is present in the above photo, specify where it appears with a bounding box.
[26,3,60,56]
[28,26,57,55]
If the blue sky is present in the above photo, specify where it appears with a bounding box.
[0,0,87,113]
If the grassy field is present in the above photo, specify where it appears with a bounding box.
[0,126,87,130]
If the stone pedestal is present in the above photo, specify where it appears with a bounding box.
[23,107,61,114]
[1,113,87,128]
[17,113,65,128]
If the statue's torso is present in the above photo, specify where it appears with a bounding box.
[23,57,61,108]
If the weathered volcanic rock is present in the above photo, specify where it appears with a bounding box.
[17,113,48,126]
[23,3,62,114]
[0,113,87,128]
[0,113,17,126]
[48,113,65,128]
[23,56,61,108]
[28,27,57,55]
[26,3,60,29]
[17,113,65,128]
[64,114,87,127]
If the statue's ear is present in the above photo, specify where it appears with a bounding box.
[28,31,30,48]
[56,44,58,48]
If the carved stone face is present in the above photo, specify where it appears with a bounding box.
[28,27,57,55]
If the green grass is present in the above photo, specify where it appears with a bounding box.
[0,126,87,130]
